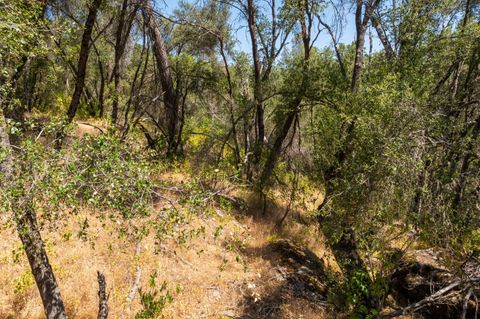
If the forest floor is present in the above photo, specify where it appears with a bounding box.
[0,135,341,318]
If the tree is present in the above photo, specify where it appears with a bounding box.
[259,0,318,187]
[142,0,181,157]
[110,0,138,124]
[56,0,103,149]
[351,0,380,93]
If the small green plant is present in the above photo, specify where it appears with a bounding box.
[14,271,34,294]
[219,257,229,271]
[213,225,223,240]
[135,272,173,319]
[11,245,23,263]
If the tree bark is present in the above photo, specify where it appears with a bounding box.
[110,0,137,125]
[246,0,265,159]
[259,1,312,186]
[371,14,394,60]
[351,0,380,93]
[66,0,102,122]
[452,115,480,218]
[16,205,68,319]
[142,0,180,157]
[97,271,108,319]
[56,0,103,148]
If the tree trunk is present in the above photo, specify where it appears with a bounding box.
[371,14,394,60]
[142,0,180,157]
[98,59,105,118]
[0,112,14,180]
[16,205,68,319]
[110,0,137,125]
[246,0,265,160]
[1,112,67,319]
[259,1,312,186]
[2,57,30,146]
[452,115,480,218]
[351,0,380,93]
[259,99,301,186]
[319,18,347,80]
[56,0,103,148]
[97,272,108,319]
[409,159,430,225]
[66,0,102,122]
[110,0,129,124]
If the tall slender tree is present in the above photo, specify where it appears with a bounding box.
[142,0,181,157]
[56,0,103,149]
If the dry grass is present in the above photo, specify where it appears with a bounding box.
[0,172,337,319]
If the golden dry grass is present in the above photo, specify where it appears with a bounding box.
[0,172,336,319]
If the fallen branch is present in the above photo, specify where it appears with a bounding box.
[386,279,462,318]
[461,287,473,319]
[97,271,108,319]
[127,266,142,303]
[120,243,143,319]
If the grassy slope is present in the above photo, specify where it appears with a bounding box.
[0,163,337,319]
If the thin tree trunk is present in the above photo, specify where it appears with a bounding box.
[351,0,380,93]
[452,115,480,218]
[0,112,14,181]
[110,0,128,124]
[122,28,149,139]
[259,1,312,186]
[2,57,30,145]
[92,43,106,118]
[247,0,265,159]
[110,0,137,125]
[259,104,298,186]
[97,272,108,319]
[56,0,103,148]
[142,0,180,157]
[98,60,105,118]
[371,14,394,60]
[409,159,430,224]
[16,205,68,319]
[220,39,241,167]
[318,18,347,80]
[66,0,102,122]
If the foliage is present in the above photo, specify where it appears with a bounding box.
[0,0,46,104]
[1,0,479,317]
[1,133,153,224]
[135,272,173,319]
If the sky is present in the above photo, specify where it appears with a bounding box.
[156,0,381,54]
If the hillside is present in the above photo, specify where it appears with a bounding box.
[1,160,333,318]
[1,0,479,318]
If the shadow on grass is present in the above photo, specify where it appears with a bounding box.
[237,239,330,319]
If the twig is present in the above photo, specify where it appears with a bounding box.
[461,287,473,319]
[158,244,197,270]
[77,121,105,133]
[120,242,143,319]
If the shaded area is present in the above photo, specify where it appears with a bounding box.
[386,251,479,319]
[238,239,331,319]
